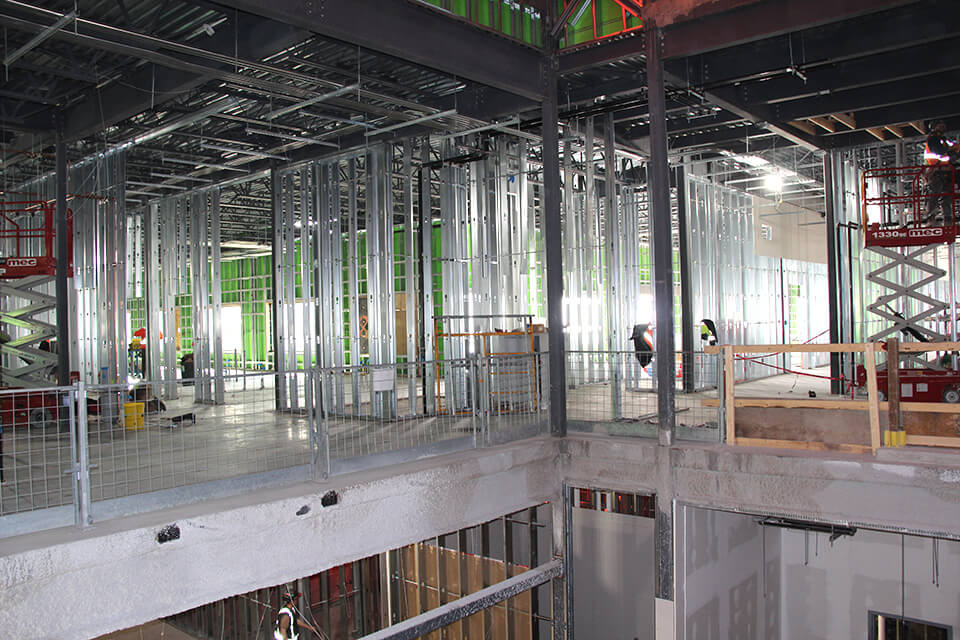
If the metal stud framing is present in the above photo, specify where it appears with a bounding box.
[366,143,398,419]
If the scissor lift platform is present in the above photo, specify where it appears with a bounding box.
[862,165,958,247]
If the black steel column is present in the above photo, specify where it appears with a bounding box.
[676,164,694,393]
[649,26,677,613]
[55,119,70,386]
[824,152,841,394]
[543,36,566,438]
[647,25,675,445]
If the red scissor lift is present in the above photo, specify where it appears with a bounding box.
[0,201,73,429]
[858,165,960,402]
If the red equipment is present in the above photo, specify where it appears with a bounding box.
[0,201,75,427]
[856,363,960,404]
[861,165,957,247]
[858,163,960,405]
[0,389,67,430]
[0,200,73,278]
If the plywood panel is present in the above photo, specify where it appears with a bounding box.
[735,407,871,446]
[396,543,534,639]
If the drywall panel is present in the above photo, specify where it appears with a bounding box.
[678,507,779,640]
[780,528,960,640]
[572,507,656,640]
[753,200,827,264]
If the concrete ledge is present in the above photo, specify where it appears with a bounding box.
[0,437,560,640]
[4,433,960,638]
[562,434,960,537]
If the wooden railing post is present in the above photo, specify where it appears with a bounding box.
[864,342,881,454]
[886,337,906,447]
[724,345,736,445]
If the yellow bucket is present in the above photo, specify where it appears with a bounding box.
[123,402,145,430]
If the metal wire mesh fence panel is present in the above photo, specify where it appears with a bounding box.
[481,352,548,445]
[84,372,312,502]
[320,359,479,465]
[0,386,77,516]
[319,353,550,466]
[565,351,720,439]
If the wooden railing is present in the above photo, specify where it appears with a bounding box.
[703,342,960,454]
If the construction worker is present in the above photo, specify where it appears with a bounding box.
[629,323,655,369]
[275,591,319,640]
[924,120,957,224]
[699,319,718,346]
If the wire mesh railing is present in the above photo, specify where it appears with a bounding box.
[0,354,550,533]
[0,386,77,516]
[85,371,309,504]
[565,350,721,440]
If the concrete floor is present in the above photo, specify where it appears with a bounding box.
[0,373,538,517]
[0,365,855,518]
[564,364,845,437]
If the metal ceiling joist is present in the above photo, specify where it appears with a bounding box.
[0,7,308,140]
[662,69,820,151]
[728,38,960,108]
[772,71,960,122]
[208,0,545,100]
[245,127,340,149]
[559,0,923,72]
[264,84,360,120]
[834,94,960,135]
[660,0,920,60]
[2,9,74,68]
[667,0,960,92]
[364,109,457,137]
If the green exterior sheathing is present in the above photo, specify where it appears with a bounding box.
[418,0,542,46]
[557,0,642,48]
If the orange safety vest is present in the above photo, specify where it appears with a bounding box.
[925,140,952,166]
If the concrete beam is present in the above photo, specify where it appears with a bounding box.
[7,434,960,638]
[0,439,560,639]
[561,435,960,538]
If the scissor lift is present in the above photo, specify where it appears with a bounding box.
[860,166,960,400]
[0,201,73,427]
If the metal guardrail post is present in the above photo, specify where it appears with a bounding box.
[75,382,92,527]
[470,356,479,448]
[717,351,727,444]
[307,369,319,480]
[321,370,332,479]
[482,355,491,446]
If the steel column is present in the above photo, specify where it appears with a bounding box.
[54,121,69,386]
[824,152,842,394]
[647,24,676,445]
[543,51,566,437]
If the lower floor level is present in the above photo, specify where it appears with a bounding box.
[2,433,960,639]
